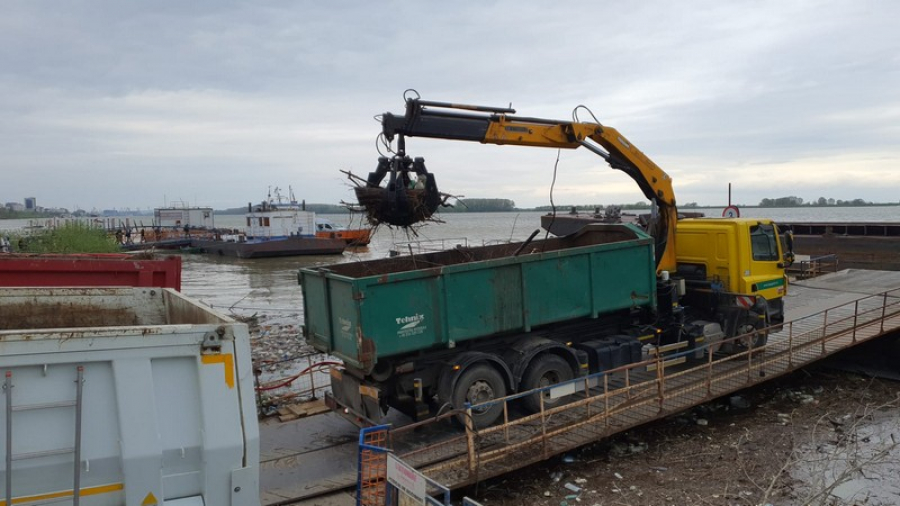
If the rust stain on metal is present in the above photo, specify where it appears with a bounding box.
[357,329,376,371]
[422,267,443,277]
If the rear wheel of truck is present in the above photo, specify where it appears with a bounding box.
[520,354,574,413]
[452,364,506,429]
[736,320,768,349]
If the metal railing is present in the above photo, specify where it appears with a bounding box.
[789,254,839,279]
[253,352,338,415]
[392,286,900,489]
[389,238,470,257]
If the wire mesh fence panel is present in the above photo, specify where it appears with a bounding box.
[358,425,392,506]
[254,352,338,414]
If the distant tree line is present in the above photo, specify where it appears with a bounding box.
[758,196,893,207]
[0,208,62,219]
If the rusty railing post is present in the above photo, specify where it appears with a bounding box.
[503,400,510,444]
[625,367,631,400]
[656,352,664,413]
[465,407,477,476]
[308,355,317,399]
[788,321,794,368]
[747,336,753,383]
[585,377,591,420]
[539,394,548,459]
[603,374,610,430]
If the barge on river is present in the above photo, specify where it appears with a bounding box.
[191,189,347,259]
[778,221,900,271]
[541,211,900,271]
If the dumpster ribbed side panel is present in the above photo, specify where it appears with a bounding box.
[328,281,364,368]
[522,253,593,328]
[445,264,524,342]
[357,276,444,360]
[589,240,657,315]
[301,273,332,353]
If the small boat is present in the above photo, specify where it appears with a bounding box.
[315,218,372,246]
[191,187,346,259]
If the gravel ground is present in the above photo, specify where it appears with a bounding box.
[458,369,900,506]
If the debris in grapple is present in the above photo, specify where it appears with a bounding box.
[355,155,441,227]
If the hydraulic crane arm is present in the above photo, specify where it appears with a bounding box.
[380,98,678,273]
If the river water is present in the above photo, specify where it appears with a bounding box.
[2,206,899,321]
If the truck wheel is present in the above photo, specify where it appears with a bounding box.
[520,354,574,413]
[452,364,506,429]
[736,322,767,349]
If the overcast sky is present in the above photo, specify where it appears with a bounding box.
[2,1,898,211]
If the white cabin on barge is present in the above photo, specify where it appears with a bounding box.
[245,200,315,240]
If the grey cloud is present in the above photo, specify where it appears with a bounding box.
[2,1,899,210]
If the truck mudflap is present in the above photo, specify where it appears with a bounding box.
[329,368,383,424]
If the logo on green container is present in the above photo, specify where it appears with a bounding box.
[397,314,426,337]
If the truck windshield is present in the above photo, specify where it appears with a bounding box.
[750,224,780,261]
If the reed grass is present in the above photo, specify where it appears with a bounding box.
[10,223,121,254]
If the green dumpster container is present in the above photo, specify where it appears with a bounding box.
[300,224,656,373]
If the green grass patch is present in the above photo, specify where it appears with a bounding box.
[10,223,121,254]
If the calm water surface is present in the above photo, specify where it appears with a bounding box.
[3,207,899,322]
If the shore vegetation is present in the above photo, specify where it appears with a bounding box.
[7,223,121,254]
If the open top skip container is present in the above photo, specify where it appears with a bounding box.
[300,224,657,374]
[0,287,259,506]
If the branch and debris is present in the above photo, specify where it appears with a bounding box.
[460,370,900,505]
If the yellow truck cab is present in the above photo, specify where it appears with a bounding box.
[674,218,789,328]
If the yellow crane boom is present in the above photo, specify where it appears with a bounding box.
[378,97,678,273]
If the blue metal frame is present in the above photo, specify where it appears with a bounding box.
[357,424,453,506]
[357,424,393,506]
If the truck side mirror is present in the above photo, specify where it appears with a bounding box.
[779,228,795,268]
[783,235,795,267]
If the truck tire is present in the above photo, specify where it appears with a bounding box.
[736,320,768,349]
[520,354,574,413]
[452,364,506,429]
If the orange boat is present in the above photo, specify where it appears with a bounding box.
[315,218,372,246]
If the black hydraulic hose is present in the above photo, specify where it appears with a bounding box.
[513,229,541,256]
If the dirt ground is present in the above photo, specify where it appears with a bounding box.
[458,368,900,506]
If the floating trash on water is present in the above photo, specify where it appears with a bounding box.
[564,483,582,493]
